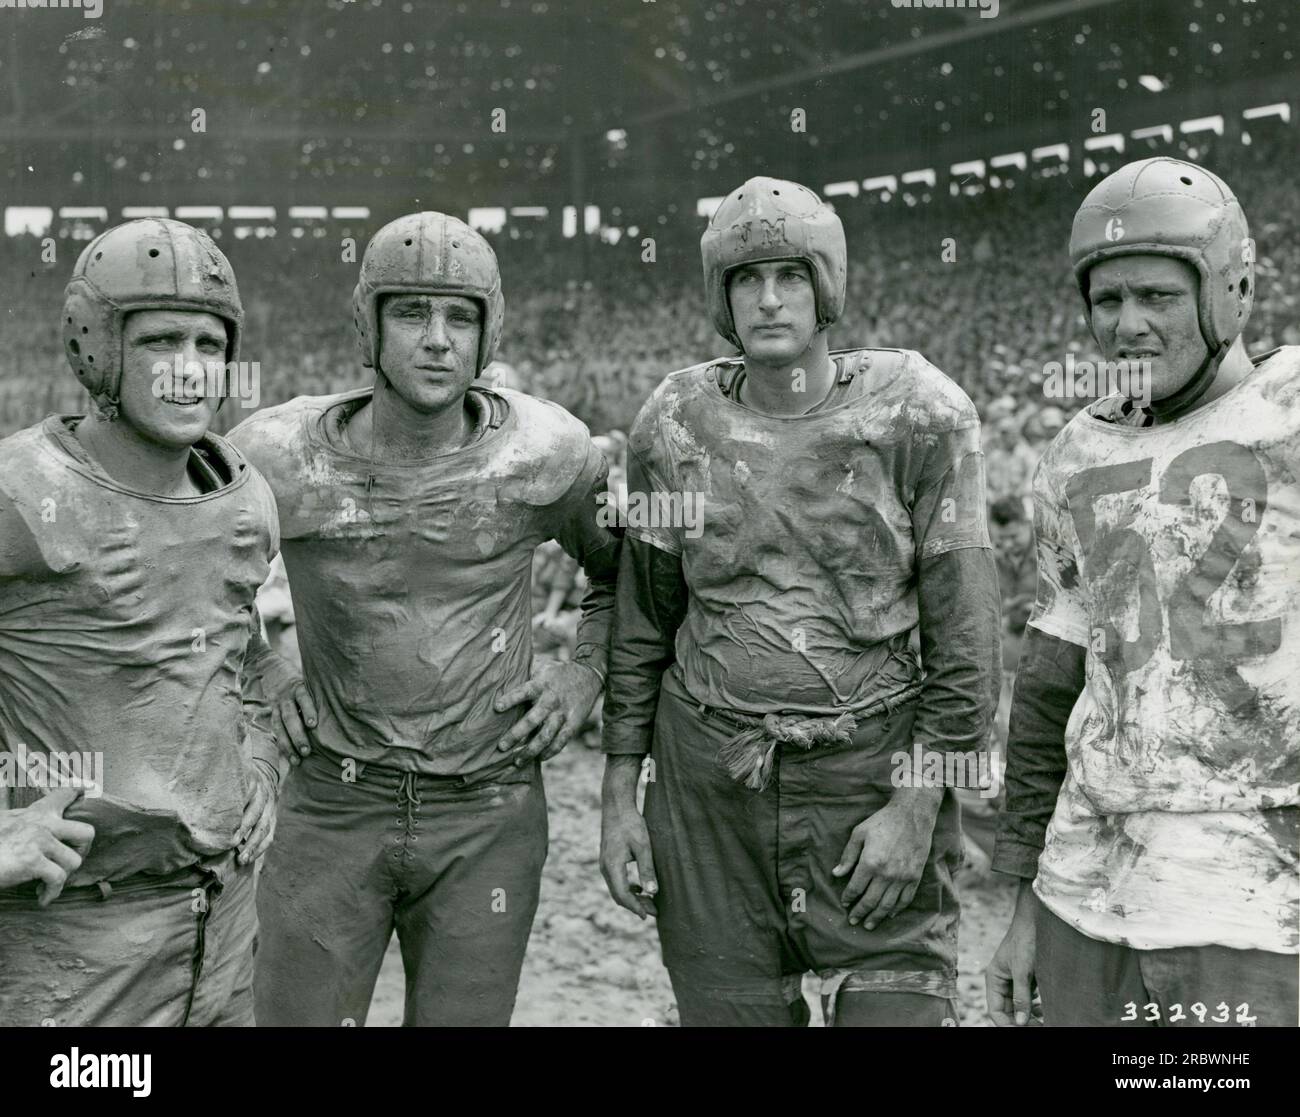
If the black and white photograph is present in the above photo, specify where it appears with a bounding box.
[0,0,1296,1062]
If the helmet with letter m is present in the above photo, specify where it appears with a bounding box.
[1069,158,1254,412]
[62,218,243,418]
[352,211,505,375]
[700,177,847,349]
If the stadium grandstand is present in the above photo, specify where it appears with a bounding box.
[2,0,1294,444]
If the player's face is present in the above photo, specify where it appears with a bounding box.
[1088,255,1209,402]
[377,293,481,412]
[727,259,819,364]
[992,519,1031,560]
[119,309,226,449]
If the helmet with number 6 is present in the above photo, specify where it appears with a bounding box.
[1069,157,1254,355]
[62,219,243,417]
[352,212,504,374]
[701,177,847,348]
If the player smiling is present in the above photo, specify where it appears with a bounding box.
[0,219,282,1026]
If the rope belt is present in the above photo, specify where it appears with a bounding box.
[699,682,924,791]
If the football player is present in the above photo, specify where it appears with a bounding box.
[232,213,620,1026]
[988,158,1299,1027]
[599,178,1001,1026]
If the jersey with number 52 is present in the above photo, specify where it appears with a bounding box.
[1028,345,1300,953]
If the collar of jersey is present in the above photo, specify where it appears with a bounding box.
[39,415,250,504]
[312,385,512,465]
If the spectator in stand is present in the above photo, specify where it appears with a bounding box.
[984,414,1038,507]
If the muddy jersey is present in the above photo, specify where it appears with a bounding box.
[229,386,617,776]
[627,348,989,716]
[1028,347,1300,952]
[0,417,279,886]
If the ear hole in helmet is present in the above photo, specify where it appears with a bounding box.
[68,339,80,355]
[1239,278,1250,298]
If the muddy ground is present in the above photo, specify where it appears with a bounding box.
[365,739,1016,1027]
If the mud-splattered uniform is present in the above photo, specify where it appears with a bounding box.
[230,385,619,1026]
[0,416,280,1026]
[603,348,1002,1026]
[997,348,1300,1025]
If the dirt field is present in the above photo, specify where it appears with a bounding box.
[365,739,1016,1027]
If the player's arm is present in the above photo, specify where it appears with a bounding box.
[599,445,689,918]
[986,457,1088,1027]
[230,603,302,866]
[550,445,622,682]
[242,601,317,766]
[496,440,622,763]
[241,605,302,777]
[909,419,1003,778]
[834,416,1001,930]
[991,630,1082,881]
[223,440,320,767]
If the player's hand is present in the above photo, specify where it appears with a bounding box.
[494,659,603,765]
[235,762,278,865]
[599,757,658,919]
[832,785,941,930]
[262,657,319,765]
[0,787,96,906]
[985,880,1042,1027]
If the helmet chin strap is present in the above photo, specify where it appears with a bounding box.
[1146,339,1227,423]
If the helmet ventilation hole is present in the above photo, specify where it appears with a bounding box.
[94,252,102,261]
[66,316,72,323]
[87,355,94,363]
[404,239,413,246]
[1239,278,1250,297]
[1180,176,1192,186]
[148,248,160,258]
[81,326,88,334]
[452,241,460,248]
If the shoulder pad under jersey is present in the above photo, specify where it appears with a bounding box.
[488,387,599,507]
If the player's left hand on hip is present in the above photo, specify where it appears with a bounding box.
[494,660,603,765]
[832,788,941,931]
[235,761,279,865]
